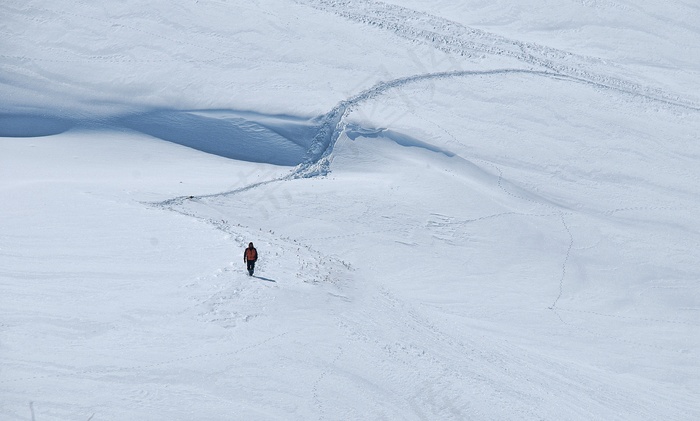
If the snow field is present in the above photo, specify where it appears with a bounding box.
[2,0,700,419]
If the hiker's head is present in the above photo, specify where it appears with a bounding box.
[249,242,254,248]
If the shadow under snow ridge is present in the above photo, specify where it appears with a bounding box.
[116,110,320,166]
[344,124,455,157]
[0,109,322,166]
[0,114,76,137]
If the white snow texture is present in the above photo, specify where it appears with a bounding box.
[1,0,699,420]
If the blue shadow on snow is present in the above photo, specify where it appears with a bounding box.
[0,114,75,137]
[116,110,319,166]
[345,124,455,157]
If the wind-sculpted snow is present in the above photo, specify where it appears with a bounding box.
[154,63,700,209]
[0,108,319,166]
[153,69,562,207]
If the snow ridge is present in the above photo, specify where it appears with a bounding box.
[154,69,563,206]
[155,63,699,208]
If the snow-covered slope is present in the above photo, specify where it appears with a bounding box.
[2,1,699,420]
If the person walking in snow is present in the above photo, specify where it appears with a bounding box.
[244,242,258,276]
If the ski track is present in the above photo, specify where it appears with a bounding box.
[293,0,700,110]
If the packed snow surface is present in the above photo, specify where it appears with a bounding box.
[2,0,699,420]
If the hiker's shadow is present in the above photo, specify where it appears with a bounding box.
[254,275,277,283]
